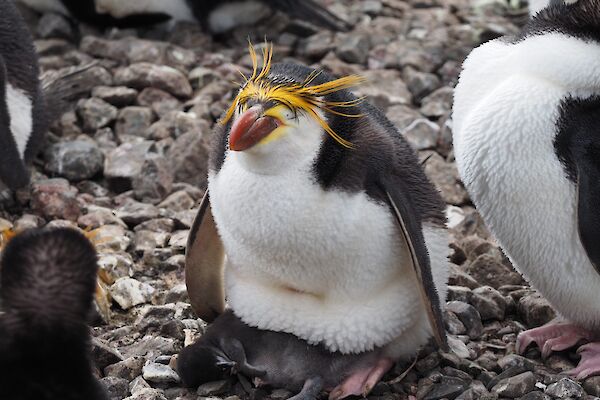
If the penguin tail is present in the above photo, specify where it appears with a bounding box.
[40,61,100,125]
[0,227,99,330]
[264,0,350,31]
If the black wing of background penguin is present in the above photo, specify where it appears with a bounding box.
[0,228,108,400]
[18,0,349,32]
[0,0,95,191]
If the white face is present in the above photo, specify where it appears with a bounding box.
[227,104,325,175]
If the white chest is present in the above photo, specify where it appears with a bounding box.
[6,83,32,160]
[453,35,600,328]
[209,159,405,295]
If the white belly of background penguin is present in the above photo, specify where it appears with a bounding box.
[183,44,450,399]
[453,0,600,379]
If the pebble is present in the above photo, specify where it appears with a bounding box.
[584,377,600,397]
[114,62,192,98]
[44,139,104,181]
[470,286,507,321]
[104,141,153,192]
[545,378,584,399]
[115,199,161,226]
[518,293,557,328]
[100,376,130,400]
[92,86,139,107]
[446,301,484,339]
[166,131,210,188]
[77,97,118,131]
[30,178,81,221]
[142,362,181,384]
[92,337,125,370]
[491,371,537,398]
[110,278,156,310]
[123,388,167,400]
[132,154,174,204]
[115,106,155,138]
[105,357,146,381]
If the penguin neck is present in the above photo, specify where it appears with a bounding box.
[226,121,325,176]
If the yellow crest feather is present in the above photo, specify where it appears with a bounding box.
[223,42,365,148]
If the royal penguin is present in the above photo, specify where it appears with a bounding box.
[183,43,450,398]
[178,310,383,400]
[453,0,600,379]
[18,0,349,33]
[0,228,108,400]
[0,0,48,190]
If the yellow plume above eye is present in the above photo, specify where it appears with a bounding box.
[222,42,366,149]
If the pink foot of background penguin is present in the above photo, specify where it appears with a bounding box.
[453,0,600,381]
[179,43,451,399]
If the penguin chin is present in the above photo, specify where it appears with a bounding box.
[230,115,325,175]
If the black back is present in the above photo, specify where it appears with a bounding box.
[516,0,600,42]
[0,228,108,400]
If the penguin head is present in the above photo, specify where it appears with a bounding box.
[221,43,364,171]
[0,228,98,325]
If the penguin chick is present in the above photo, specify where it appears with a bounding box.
[178,310,382,400]
[185,43,450,399]
[18,0,349,33]
[0,228,108,400]
[453,0,600,380]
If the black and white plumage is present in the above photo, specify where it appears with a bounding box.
[0,228,107,400]
[18,0,349,33]
[453,0,600,379]
[182,46,449,398]
[0,0,47,189]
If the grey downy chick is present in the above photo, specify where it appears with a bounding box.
[178,310,383,400]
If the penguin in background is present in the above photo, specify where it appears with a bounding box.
[0,1,97,192]
[0,228,108,400]
[453,0,600,380]
[182,43,450,399]
[0,0,47,190]
[18,0,350,33]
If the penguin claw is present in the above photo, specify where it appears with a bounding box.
[328,357,394,400]
[516,320,591,357]
[567,342,600,380]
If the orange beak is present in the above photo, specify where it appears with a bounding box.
[229,105,282,151]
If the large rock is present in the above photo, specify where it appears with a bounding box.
[132,154,174,204]
[166,131,210,189]
[114,63,192,98]
[30,178,81,221]
[44,140,104,181]
[115,106,155,138]
[104,141,153,192]
[77,97,118,131]
[518,292,556,328]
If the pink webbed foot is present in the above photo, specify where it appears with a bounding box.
[516,321,593,359]
[568,343,600,380]
[328,358,394,400]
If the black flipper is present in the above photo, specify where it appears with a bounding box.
[263,0,350,31]
[379,178,448,351]
[0,54,29,189]
[554,97,600,274]
[576,163,600,273]
[185,190,226,322]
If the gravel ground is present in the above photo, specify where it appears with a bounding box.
[6,1,597,399]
